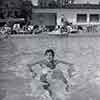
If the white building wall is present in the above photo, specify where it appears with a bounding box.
[31,0,100,5]
[32,8,100,25]
[74,0,100,4]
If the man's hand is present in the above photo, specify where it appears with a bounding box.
[27,64,33,72]
[32,71,37,79]
[65,84,70,92]
[27,64,37,78]
[63,78,68,84]
[68,64,75,78]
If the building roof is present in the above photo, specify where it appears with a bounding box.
[65,4,100,9]
[33,4,100,9]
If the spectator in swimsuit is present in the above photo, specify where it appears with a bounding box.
[27,49,74,99]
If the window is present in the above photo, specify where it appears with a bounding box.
[32,13,56,25]
[90,14,99,22]
[77,14,87,23]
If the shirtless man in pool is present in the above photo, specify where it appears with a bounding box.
[27,49,74,98]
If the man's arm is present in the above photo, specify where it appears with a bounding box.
[67,64,75,78]
[27,60,44,79]
[56,60,73,66]
[56,60,74,78]
[27,60,43,72]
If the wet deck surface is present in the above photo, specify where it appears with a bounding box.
[0,36,100,100]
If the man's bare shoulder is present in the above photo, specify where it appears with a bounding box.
[36,59,48,67]
[33,59,46,65]
[54,59,59,65]
[54,59,73,66]
[54,59,66,64]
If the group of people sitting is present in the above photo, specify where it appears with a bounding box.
[0,20,34,40]
[0,15,77,40]
[0,21,50,36]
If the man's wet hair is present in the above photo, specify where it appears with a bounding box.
[44,49,55,57]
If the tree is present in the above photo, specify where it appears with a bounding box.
[21,0,33,20]
[1,0,22,18]
[1,0,33,19]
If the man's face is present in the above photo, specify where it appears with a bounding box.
[45,52,54,62]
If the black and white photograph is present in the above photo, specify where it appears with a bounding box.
[0,0,100,100]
